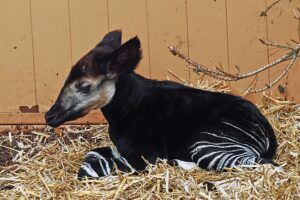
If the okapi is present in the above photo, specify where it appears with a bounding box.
[45,30,277,179]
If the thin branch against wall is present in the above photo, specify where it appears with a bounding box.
[167,69,186,83]
[260,0,285,17]
[168,39,300,94]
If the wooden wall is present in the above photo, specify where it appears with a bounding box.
[0,0,299,124]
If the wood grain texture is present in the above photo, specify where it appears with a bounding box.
[0,0,299,124]
[31,0,72,112]
[226,0,269,102]
[69,0,108,63]
[0,0,36,112]
[146,0,189,81]
[187,0,228,84]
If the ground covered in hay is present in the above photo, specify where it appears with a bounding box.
[0,82,299,199]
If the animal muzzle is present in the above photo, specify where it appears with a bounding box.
[45,103,64,127]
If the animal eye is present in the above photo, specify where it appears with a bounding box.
[79,83,91,94]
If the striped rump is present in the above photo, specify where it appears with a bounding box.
[188,120,274,171]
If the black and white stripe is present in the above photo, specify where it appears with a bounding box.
[189,121,272,171]
[221,121,267,152]
[77,147,135,179]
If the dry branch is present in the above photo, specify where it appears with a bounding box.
[168,39,300,94]
[260,0,284,17]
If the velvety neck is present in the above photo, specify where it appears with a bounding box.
[101,72,145,124]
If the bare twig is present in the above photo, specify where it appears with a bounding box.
[248,52,297,93]
[259,38,293,50]
[167,69,186,83]
[260,0,284,17]
[168,39,300,94]
[243,75,258,96]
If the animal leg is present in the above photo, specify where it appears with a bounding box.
[77,146,135,179]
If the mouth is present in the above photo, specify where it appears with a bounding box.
[45,109,87,128]
[45,111,67,128]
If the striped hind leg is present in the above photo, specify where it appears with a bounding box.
[188,131,272,171]
[77,147,135,179]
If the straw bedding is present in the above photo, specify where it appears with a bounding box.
[0,81,299,199]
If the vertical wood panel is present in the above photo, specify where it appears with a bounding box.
[267,0,300,101]
[227,0,269,102]
[147,0,189,81]
[108,0,150,77]
[69,0,108,63]
[0,0,36,112]
[187,0,228,83]
[31,0,72,112]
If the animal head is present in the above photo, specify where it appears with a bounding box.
[45,30,142,127]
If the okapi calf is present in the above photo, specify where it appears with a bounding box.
[45,30,277,179]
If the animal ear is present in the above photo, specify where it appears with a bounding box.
[96,30,122,50]
[95,36,142,78]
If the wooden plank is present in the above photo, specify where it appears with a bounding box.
[69,0,108,63]
[187,0,228,84]
[226,0,269,102]
[108,0,150,77]
[0,0,36,112]
[30,0,72,112]
[147,0,189,81]
[0,111,106,125]
[266,0,300,102]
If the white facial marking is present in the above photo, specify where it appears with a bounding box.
[61,83,77,110]
[100,79,116,107]
[58,76,116,117]
[72,79,116,111]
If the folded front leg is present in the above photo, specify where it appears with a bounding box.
[77,146,136,179]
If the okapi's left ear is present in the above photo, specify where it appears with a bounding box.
[96,36,142,77]
[96,30,122,50]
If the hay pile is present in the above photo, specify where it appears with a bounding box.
[0,81,299,199]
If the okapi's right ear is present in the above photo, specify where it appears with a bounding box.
[96,30,122,50]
